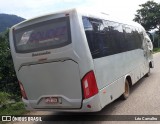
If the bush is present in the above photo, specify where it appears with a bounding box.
[0,30,21,98]
[0,92,10,106]
[0,101,26,115]
[10,102,25,110]
[153,48,160,53]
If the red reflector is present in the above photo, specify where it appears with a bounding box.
[82,71,98,99]
[18,81,28,100]
[87,104,91,108]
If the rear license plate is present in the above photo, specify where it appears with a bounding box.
[45,97,59,104]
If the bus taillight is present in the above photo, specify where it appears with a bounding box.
[18,81,28,100]
[82,71,98,99]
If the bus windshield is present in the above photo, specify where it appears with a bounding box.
[13,17,71,53]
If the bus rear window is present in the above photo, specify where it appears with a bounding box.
[13,17,71,53]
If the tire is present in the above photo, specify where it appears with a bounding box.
[120,79,130,100]
[145,67,150,77]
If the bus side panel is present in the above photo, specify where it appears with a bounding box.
[95,49,149,108]
[99,77,124,108]
[70,12,95,79]
[94,49,144,88]
[93,49,145,95]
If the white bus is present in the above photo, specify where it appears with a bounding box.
[9,8,154,112]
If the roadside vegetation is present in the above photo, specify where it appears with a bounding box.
[153,48,160,53]
[0,93,26,115]
[0,30,27,115]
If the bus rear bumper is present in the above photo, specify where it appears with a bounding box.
[22,94,102,112]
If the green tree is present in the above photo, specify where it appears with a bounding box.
[0,30,20,97]
[134,1,160,34]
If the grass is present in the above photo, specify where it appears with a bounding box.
[0,102,27,115]
[0,92,27,116]
[153,47,160,53]
[0,92,28,124]
[0,102,27,124]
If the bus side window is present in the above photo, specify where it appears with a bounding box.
[103,20,124,55]
[133,27,142,49]
[82,17,95,53]
[82,17,93,31]
[82,17,105,58]
[123,25,132,51]
[82,16,144,59]
[137,28,144,48]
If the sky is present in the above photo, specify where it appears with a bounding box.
[0,0,160,21]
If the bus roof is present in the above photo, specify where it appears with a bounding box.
[12,8,145,31]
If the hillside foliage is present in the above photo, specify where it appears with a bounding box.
[0,14,25,32]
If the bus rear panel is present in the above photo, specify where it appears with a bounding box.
[10,9,102,112]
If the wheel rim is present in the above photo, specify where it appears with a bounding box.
[124,80,129,97]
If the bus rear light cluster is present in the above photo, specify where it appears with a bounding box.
[18,81,28,100]
[82,71,98,99]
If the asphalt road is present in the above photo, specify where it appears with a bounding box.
[11,53,160,124]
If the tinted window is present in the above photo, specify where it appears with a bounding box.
[82,16,143,59]
[82,17,104,58]
[14,17,71,53]
[103,20,125,54]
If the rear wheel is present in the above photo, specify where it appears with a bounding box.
[145,65,150,77]
[120,79,130,100]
